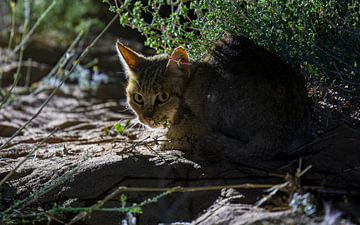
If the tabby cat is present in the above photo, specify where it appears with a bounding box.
[116,35,312,165]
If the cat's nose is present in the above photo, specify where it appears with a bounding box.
[143,112,153,120]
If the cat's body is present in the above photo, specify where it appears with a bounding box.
[116,34,312,165]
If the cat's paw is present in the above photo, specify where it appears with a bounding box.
[160,139,191,152]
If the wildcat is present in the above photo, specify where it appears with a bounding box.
[116,34,312,165]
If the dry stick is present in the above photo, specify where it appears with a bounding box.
[11,1,57,55]
[69,183,359,203]
[255,165,313,207]
[98,184,275,193]
[0,14,119,151]
[41,31,84,81]
[43,211,66,225]
[113,0,119,9]
[255,181,289,207]
[0,128,58,187]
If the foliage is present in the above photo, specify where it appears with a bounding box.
[104,0,360,86]
[1,161,84,224]
[113,120,131,135]
[4,0,105,46]
[1,189,176,224]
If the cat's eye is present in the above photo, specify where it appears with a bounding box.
[133,93,144,104]
[157,93,170,103]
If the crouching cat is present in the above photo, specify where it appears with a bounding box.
[116,34,312,165]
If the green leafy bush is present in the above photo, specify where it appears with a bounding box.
[104,0,359,86]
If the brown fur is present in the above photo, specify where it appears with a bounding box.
[116,35,313,165]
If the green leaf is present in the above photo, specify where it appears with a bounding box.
[120,194,127,207]
[114,122,126,135]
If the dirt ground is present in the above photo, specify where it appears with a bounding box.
[0,78,359,224]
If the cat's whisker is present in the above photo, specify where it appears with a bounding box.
[128,120,140,130]
[137,125,143,132]
[119,108,129,113]
[139,122,147,131]
[129,118,146,132]
[119,104,133,113]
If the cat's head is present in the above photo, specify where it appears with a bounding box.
[116,42,191,128]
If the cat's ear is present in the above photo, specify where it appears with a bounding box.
[116,41,144,74]
[165,47,191,78]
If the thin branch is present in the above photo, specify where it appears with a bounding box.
[67,183,273,224]
[12,1,57,54]
[0,43,25,108]
[99,184,276,193]
[7,0,17,50]
[0,14,119,151]
[41,31,84,81]
[0,0,31,109]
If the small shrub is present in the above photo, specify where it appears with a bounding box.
[104,0,360,87]
[113,120,131,136]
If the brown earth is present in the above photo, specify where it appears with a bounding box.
[0,81,360,224]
